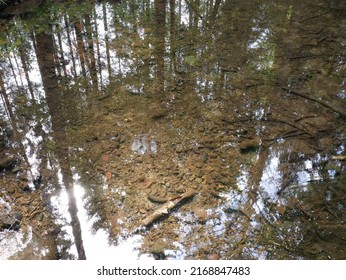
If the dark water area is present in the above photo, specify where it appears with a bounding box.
[0,0,345,260]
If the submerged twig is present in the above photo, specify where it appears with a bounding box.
[140,189,197,228]
[282,87,346,118]
[331,155,346,161]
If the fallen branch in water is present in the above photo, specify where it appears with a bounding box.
[140,189,197,228]
[331,155,346,161]
[282,87,346,118]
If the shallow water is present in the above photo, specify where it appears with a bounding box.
[0,0,345,260]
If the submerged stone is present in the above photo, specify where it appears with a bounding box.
[239,137,261,152]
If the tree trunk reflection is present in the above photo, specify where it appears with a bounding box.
[35,30,86,260]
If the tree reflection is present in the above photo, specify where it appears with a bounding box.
[35,29,86,259]
[0,0,345,260]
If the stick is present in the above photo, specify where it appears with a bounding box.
[141,189,197,227]
[331,155,346,161]
[282,87,346,118]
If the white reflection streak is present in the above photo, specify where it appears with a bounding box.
[22,126,42,188]
[259,149,282,202]
[72,174,152,260]
[0,227,33,260]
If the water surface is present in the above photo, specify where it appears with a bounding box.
[0,0,345,260]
